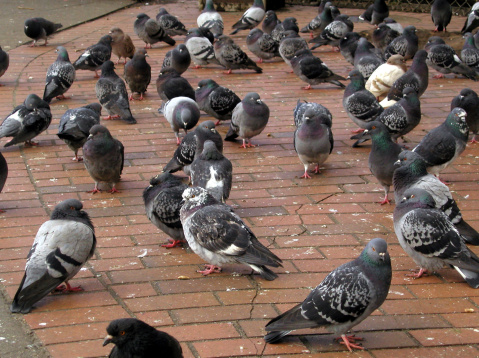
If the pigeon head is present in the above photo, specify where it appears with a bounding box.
[99,35,113,46]
[134,48,148,59]
[292,48,313,62]
[387,54,406,67]
[50,198,94,228]
[109,26,124,38]
[395,150,427,171]
[104,318,152,350]
[402,87,418,99]
[282,17,299,32]
[89,124,113,140]
[403,25,417,36]
[136,13,150,20]
[446,108,469,136]
[196,120,217,134]
[356,37,375,52]
[424,36,445,51]
[330,6,340,18]
[182,186,218,207]
[398,187,436,209]
[100,60,116,77]
[199,139,223,160]
[24,94,45,110]
[246,28,264,45]
[157,8,169,16]
[85,103,102,116]
[264,10,277,22]
[55,46,70,62]
[204,0,215,11]
[346,69,365,89]
[362,120,389,137]
[361,238,391,266]
[214,35,234,49]
[158,67,180,79]
[177,44,188,53]
[281,30,300,39]
[459,88,477,100]
[148,172,187,188]
[410,49,428,69]
[197,78,218,92]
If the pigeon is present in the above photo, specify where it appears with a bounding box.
[214,35,263,74]
[197,0,224,38]
[262,10,281,34]
[83,124,124,194]
[384,17,404,34]
[461,2,479,34]
[412,107,469,177]
[184,28,220,68]
[225,92,270,148]
[294,109,333,179]
[343,69,383,132]
[143,172,189,248]
[190,140,233,202]
[0,94,52,147]
[246,28,280,63]
[370,0,389,25]
[339,32,361,65]
[270,17,300,43]
[42,46,75,103]
[57,103,102,161]
[73,35,112,78]
[365,54,407,99]
[161,96,200,145]
[278,31,309,69]
[431,0,452,32]
[0,151,7,212]
[230,0,265,35]
[359,4,374,23]
[156,67,195,102]
[264,238,391,351]
[124,48,151,100]
[425,36,477,81]
[104,318,183,358]
[290,49,346,89]
[0,46,9,85]
[293,99,332,127]
[95,61,136,124]
[380,49,428,108]
[460,32,479,75]
[162,44,191,75]
[353,37,384,80]
[134,13,175,49]
[180,186,283,279]
[372,23,400,55]
[10,199,95,314]
[394,188,479,287]
[451,88,479,143]
[156,8,188,37]
[109,27,135,64]
[310,15,354,50]
[24,17,62,47]
[195,79,241,125]
[384,25,418,60]
[301,1,334,39]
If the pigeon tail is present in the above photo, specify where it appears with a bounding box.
[264,330,293,343]
[454,266,479,288]
[249,264,279,281]
[455,219,479,246]
[224,127,239,141]
[163,158,183,173]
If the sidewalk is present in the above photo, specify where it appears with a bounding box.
[0,1,479,357]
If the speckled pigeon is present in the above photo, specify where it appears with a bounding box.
[109,27,135,65]
[214,35,263,74]
[293,99,332,127]
[24,17,62,47]
[372,23,400,55]
[43,46,75,103]
[230,0,265,35]
[246,28,280,63]
[184,28,220,68]
[278,31,309,70]
[460,33,479,75]
[161,96,200,145]
[156,67,195,102]
[270,17,300,43]
[0,46,9,85]
[73,35,112,78]
[451,88,479,143]
[134,13,175,49]
[301,1,333,39]
[124,48,151,100]
[339,32,361,65]
[366,54,407,99]
[156,8,187,37]
[310,15,354,50]
[262,10,281,34]
[197,0,224,38]
[162,44,191,75]
[461,2,479,34]
[353,37,384,80]
[384,25,418,60]
[431,0,452,32]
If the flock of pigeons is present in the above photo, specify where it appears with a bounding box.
[0,0,479,356]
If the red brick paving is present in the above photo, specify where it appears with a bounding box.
[1,1,479,357]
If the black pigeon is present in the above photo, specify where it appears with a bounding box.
[104,318,183,358]
[0,94,51,147]
[124,48,151,100]
[156,67,195,102]
[339,32,361,65]
[460,32,479,75]
[353,37,384,80]
[197,0,224,38]
[185,27,220,69]
[156,8,188,36]
[372,23,400,55]
[262,10,281,34]
[57,103,101,162]
[246,28,280,63]
[10,199,95,314]
[162,44,191,75]
[384,25,418,60]
[161,96,200,145]
[431,0,452,32]
[134,13,175,49]
[451,88,479,143]
[293,99,332,127]
[0,46,9,85]
[278,31,309,70]
[24,17,62,47]
[462,3,479,34]
[73,35,112,78]
[359,4,374,23]
[230,0,265,35]
[0,151,7,212]
[370,0,389,25]
[214,35,263,74]
[43,46,75,103]
[310,15,354,50]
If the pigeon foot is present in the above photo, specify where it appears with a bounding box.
[24,140,39,147]
[54,282,84,293]
[337,334,364,352]
[103,115,121,120]
[300,171,312,179]
[406,267,428,278]
[161,239,183,248]
[197,264,222,275]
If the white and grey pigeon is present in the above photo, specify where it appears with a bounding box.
[180,186,283,279]
[461,32,479,75]
[190,140,233,202]
[431,0,452,32]
[293,99,332,128]
[214,35,263,74]
[225,92,269,148]
[161,96,200,145]
[451,88,479,143]
[197,0,224,38]
[134,13,176,49]
[230,0,265,35]
[143,172,189,248]
[461,2,479,34]
[264,238,391,351]
[184,27,220,69]
[155,8,188,37]
[43,46,75,103]
[394,188,479,287]
[162,44,191,75]
[24,17,62,47]
[72,35,112,78]
[246,28,280,63]
[310,15,354,50]
[365,54,407,99]
[278,31,309,70]
[353,37,384,81]
[10,199,96,314]
[384,25,418,61]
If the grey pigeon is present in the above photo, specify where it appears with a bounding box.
[214,35,263,74]
[230,0,265,35]
[301,2,334,39]
[10,199,95,314]
[162,44,191,75]
[73,35,112,78]
[0,46,10,85]
[365,54,407,99]
[225,92,269,148]
[180,186,283,279]
[104,318,183,358]
[124,48,151,100]
[43,46,75,103]
[95,61,136,124]
[310,15,354,50]
[156,8,187,36]
[190,140,233,202]
[156,67,195,102]
[195,79,241,125]
[143,172,188,248]
[0,94,52,147]
[109,27,135,64]
[294,109,333,179]
[353,37,384,80]
[339,32,361,65]
[24,17,62,47]
[371,0,389,25]
[431,0,452,32]
[197,0,224,38]
[83,124,124,194]
[262,10,281,34]
[278,31,309,70]
[57,103,101,162]
[293,99,332,127]
[384,25,418,60]
[359,4,374,23]
[384,17,404,33]
[0,151,7,212]
[451,88,479,143]
[184,28,220,69]
[270,17,300,44]
[134,13,175,49]
[460,32,479,75]
[161,96,200,145]
[462,2,479,34]
[372,23,400,55]
[394,188,479,287]
[246,28,280,63]
[264,238,391,351]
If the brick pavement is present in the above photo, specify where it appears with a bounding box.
[1,1,479,357]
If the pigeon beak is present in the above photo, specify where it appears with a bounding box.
[378,252,385,261]
[394,159,401,166]
[211,128,217,133]
[256,99,262,104]
[103,334,113,346]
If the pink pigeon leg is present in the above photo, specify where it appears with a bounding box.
[54,281,84,293]
[161,239,184,248]
[300,165,312,179]
[313,164,321,174]
[197,264,222,275]
[55,94,69,100]
[139,93,145,100]
[406,267,428,278]
[108,185,120,194]
[471,135,478,143]
[24,140,39,147]
[87,183,101,194]
[94,70,100,78]
[257,58,263,63]
[103,115,121,120]
[215,120,221,126]
[433,73,444,79]
[239,139,255,148]
[337,334,364,352]
[224,69,233,74]
[302,84,312,90]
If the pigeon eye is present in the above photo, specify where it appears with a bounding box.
[410,194,415,198]
[119,331,126,335]
[191,194,196,198]
[372,247,376,251]
[372,126,376,129]
[70,206,75,210]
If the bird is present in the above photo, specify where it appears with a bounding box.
[461,2,479,34]
[180,186,283,279]
[393,188,479,287]
[294,109,333,179]
[278,31,309,70]
[301,1,334,39]
[42,46,75,103]
[195,78,241,125]
[264,238,391,351]
[293,99,332,127]
[461,32,479,75]
[156,8,188,36]
[184,27,220,69]
[143,172,189,248]
[134,13,175,49]
[270,17,300,43]
[162,44,191,75]
[431,0,452,32]
[73,35,112,78]
[57,103,102,162]
[451,88,479,143]
[161,96,200,145]
[156,67,195,102]
[24,17,62,47]
[246,28,280,63]
[262,10,281,34]
[372,23,400,55]
[0,94,52,147]
[230,0,265,35]
[366,54,407,99]
[353,37,384,81]
[0,151,7,212]
[370,0,389,25]
[339,32,361,65]
[10,199,95,314]
[82,124,124,194]
[225,92,270,148]
[191,140,233,202]
[384,25,418,60]
[95,61,136,124]
[0,46,10,85]
[359,4,374,23]
[104,318,183,358]
[109,27,135,64]
[384,17,404,33]
[310,15,354,51]
[124,48,151,100]
[214,35,263,74]
[197,0,224,38]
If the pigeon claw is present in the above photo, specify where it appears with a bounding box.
[55,94,69,100]
[379,196,390,205]
[108,187,120,194]
[72,155,83,162]
[300,171,313,179]
[433,73,445,79]
[224,69,233,75]
[87,187,102,194]
[24,140,39,147]
[103,115,121,120]
[313,165,321,174]
[197,264,222,275]
[193,65,202,69]
[337,334,364,352]
[161,239,183,248]
[302,84,312,90]
[406,267,428,278]
[54,282,84,293]
[257,58,263,63]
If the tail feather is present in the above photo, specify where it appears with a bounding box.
[163,158,182,173]
[224,126,239,141]
[455,219,479,246]
[264,330,292,343]
[452,64,478,81]
[454,266,479,288]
